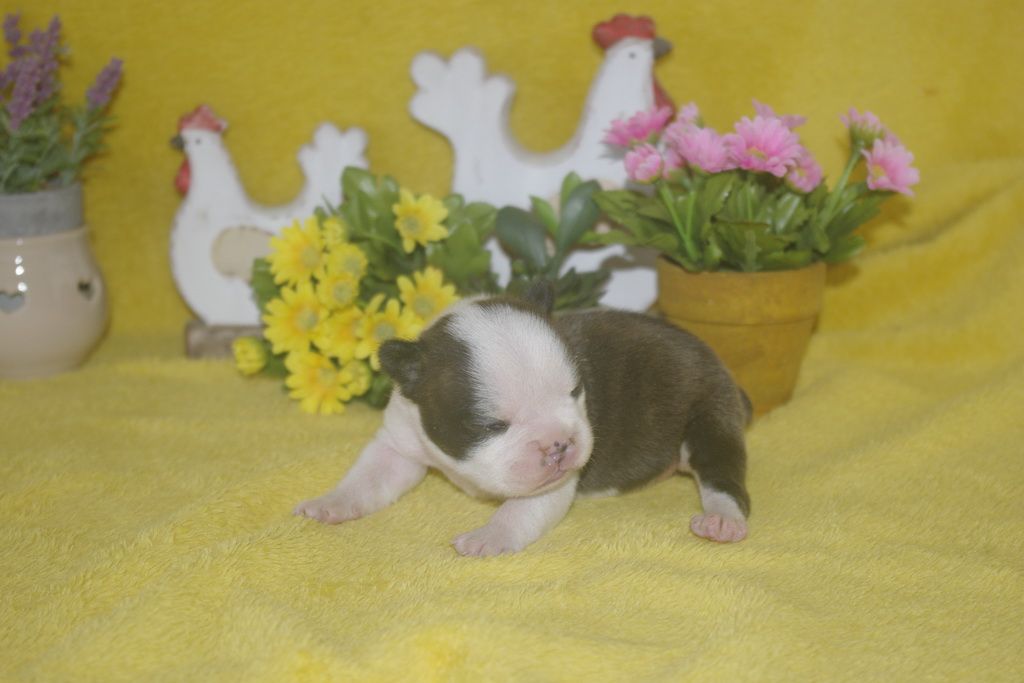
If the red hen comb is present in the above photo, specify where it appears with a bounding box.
[592,14,656,50]
[178,104,227,133]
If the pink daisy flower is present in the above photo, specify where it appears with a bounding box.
[604,106,673,148]
[663,122,733,174]
[661,147,684,176]
[862,138,920,196]
[724,116,803,178]
[841,107,891,147]
[675,101,701,126]
[786,146,823,193]
[752,99,806,130]
[624,143,664,183]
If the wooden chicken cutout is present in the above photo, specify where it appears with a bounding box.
[410,14,674,310]
[169,105,368,330]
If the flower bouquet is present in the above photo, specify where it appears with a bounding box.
[1,13,122,192]
[233,167,497,414]
[592,101,919,272]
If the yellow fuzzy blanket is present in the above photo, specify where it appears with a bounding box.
[3,1,1024,680]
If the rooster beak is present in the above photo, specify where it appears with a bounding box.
[654,37,673,59]
[170,134,184,151]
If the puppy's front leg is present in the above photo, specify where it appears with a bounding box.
[294,434,427,525]
[453,475,578,557]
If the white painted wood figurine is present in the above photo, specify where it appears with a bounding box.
[409,14,674,310]
[169,104,368,326]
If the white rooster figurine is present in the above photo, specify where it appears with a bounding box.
[169,104,368,326]
[409,14,674,309]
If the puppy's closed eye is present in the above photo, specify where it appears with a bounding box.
[483,419,510,434]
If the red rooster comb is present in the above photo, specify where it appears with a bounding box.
[592,14,657,50]
[178,104,227,133]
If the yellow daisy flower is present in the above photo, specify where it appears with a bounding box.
[319,242,368,282]
[313,307,362,363]
[339,360,373,397]
[392,188,449,253]
[267,217,323,286]
[285,350,352,415]
[397,266,459,324]
[316,272,360,311]
[262,282,326,355]
[355,294,423,370]
[320,216,348,250]
[232,337,267,376]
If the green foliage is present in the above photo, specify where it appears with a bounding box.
[593,169,891,272]
[334,167,498,300]
[245,167,499,408]
[495,174,610,310]
[250,257,278,314]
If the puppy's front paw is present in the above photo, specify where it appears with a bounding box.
[452,524,524,557]
[293,492,364,525]
[690,513,748,543]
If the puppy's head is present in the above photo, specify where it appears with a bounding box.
[380,286,592,498]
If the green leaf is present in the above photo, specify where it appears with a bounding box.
[769,192,806,235]
[824,234,866,263]
[704,233,724,270]
[825,193,885,241]
[530,196,559,238]
[341,166,379,204]
[360,374,393,409]
[250,258,279,314]
[742,230,761,272]
[761,250,814,270]
[260,342,289,378]
[555,180,601,257]
[559,172,583,209]
[427,200,498,294]
[698,171,737,221]
[495,206,550,272]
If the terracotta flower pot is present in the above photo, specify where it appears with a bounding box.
[0,184,109,379]
[656,256,826,416]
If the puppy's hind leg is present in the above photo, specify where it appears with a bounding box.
[681,408,751,543]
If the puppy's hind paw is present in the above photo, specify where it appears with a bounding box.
[690,513,748,543]
[293,492,363,525]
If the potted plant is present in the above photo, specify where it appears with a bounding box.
[494,172,609,310]
[0,13,122,378]
[592,101,919,414]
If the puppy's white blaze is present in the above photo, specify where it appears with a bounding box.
[443,303,594,497]
[451,304,577,415]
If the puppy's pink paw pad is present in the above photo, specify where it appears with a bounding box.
[690,513,747,543]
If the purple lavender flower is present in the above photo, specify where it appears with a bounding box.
[86,57,122,110]
[6,55,41,130]
[3,13,20,55]
[28,16,61,103]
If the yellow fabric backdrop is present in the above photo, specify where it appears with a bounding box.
[3,1,1023,681]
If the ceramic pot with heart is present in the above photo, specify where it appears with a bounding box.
[0,183,109,378]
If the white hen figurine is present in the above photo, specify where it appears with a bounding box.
[169,104,368,326]
[409,15,673,309]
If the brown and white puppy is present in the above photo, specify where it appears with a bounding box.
[294,286,751,556]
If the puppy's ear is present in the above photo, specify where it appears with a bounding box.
[379,340,422,398]
[523,279,555,316]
